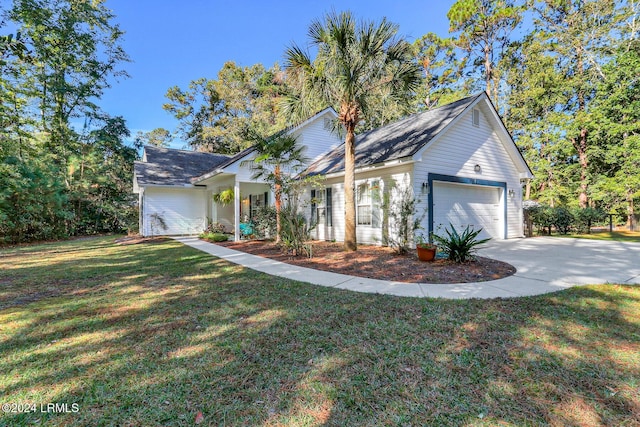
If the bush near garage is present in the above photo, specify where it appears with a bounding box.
[525,202,607,235]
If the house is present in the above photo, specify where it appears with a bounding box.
[133,93,533,243]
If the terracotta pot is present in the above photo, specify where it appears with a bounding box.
[416,246,437,262]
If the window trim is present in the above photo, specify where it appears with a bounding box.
[311,188,333,226]
[472,108,480,127]
[356,180,381,228]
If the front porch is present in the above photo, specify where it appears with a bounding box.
[205,175,271,241]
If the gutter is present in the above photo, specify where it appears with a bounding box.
[137,183,209,190]
[317,158,415,180]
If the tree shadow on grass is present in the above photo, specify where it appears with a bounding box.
[1,237,638,426]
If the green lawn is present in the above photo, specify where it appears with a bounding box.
[1,236,639,426]
[560,230,640,242]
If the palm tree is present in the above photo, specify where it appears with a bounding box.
[284,11,420,251]
[242,131,307,244]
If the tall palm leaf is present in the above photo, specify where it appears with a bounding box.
[242,130,307,243]
[284,11,420,251]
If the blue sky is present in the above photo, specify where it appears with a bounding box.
[100,1,454,147]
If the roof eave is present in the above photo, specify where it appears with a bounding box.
[135,183,208,189]
[309,157,415,179]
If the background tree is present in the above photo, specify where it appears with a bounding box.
[412,32,464,110]
[163,62,288,154]
[530,0,620,208]
[1,0,133,243]
[284,11,420,251]
[447,0,522,107]
[134,128,173,148]
[589,39,640,229]
[9,0,129,157]
[502,33,570,205]
[242,131,307,243]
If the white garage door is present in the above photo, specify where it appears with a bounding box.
[432,182,503,240]
[144,188,207,236]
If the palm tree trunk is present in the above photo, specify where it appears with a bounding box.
[344,124,357,251]
[274,165,281,243]
[275,186,281,243]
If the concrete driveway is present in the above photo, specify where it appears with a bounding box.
[176,236,640,300]
[475,236,640,296]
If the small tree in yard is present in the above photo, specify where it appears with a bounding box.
[382,183,425,254]
[279,175,323,257]
[242,131,307,244]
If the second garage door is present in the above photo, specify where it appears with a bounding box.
[432,181,503,240]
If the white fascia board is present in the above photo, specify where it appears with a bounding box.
[319,158,415,179]
[138,184,208,190]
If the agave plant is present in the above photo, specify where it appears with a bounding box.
[432,223,491,263]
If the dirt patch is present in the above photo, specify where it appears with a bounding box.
[215,240,516,284]
[115,236,170,245]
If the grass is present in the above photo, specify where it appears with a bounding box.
[1,236,639,426]
[558,230,640,242]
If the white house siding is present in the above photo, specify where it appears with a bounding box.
[142,187,208,236]
[413,104,524,238]
[292,112,342,165]
[209,175,235,232]
[312,164,413,245]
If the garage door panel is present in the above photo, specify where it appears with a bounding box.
[433,182,502,240]
[145,189,207,236]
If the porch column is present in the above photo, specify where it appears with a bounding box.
[234,180,240,241]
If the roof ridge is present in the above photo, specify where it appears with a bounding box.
[144,145,232,158]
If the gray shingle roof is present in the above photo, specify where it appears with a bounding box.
[304,93,483,176]
[134,146,231,186]
[191,146,257,183]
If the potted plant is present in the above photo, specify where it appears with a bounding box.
[415,234,437,262]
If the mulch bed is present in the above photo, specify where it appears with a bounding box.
[215,239,516,284]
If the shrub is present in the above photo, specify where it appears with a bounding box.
[572,207,606,234]
[204,219,226,234]
[200,232,228,242]
[252,205,277,239]
[527,204,573,235]
[280,206,314,257]
[528,204,554,235]
[552,207,573,234]
[382,184,424,255]
[432,223,490,263]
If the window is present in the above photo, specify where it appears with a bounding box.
[249,192,268,219]
[472,108,480,127]
[311,188,333,226]
[357,181,381,227]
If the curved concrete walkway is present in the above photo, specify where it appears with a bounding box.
[174,236,640,299]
